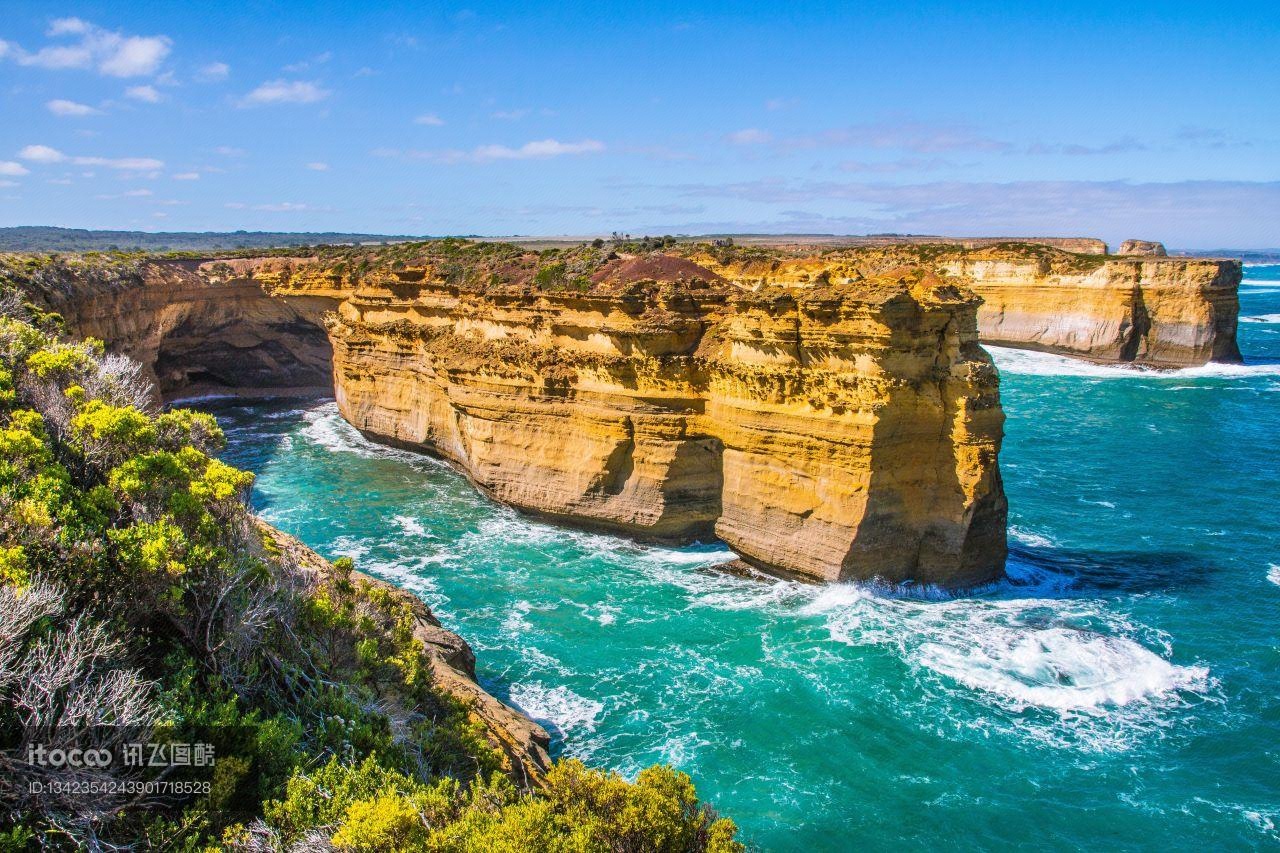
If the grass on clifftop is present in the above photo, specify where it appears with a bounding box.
[0,292,742,850]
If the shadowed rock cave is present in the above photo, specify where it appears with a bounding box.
[152,314,334,395]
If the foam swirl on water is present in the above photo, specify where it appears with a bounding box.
[509,682,604,735]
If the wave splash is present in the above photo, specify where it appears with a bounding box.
[988,346,1280,379]
[661,553,1213,751]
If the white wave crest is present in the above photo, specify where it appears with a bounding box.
[1241,313,1280,324]
[508,682,604,734]
[987,347,1157,378]
[298,403,451,469]
[392,515,429,537]
[988,346,1280,379]
[916,626,1209,712]
[1268,564,1280,587]
[1010,526,1058,549]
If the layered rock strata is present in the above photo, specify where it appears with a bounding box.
[691,243,1242,367]
[29,258,335,395]
[20,248,1010,586]
[264,263,1007,587]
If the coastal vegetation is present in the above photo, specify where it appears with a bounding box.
[0,293,741,849]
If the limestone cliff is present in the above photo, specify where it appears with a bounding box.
[691,242,1241,367]
[13,255,335,395]
[12,245,1008,587]
[259,253,1008,587]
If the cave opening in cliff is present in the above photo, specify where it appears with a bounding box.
[152,317,335,398]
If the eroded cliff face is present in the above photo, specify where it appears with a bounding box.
[945,253,1241,366]
[692,243,1242,367]
[11,246,1008,586]
[27,257,336,396]
[252,260,1007,587]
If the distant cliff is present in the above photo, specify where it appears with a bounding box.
[691,242,1241,367]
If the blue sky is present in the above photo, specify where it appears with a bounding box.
[0,0,1277,247]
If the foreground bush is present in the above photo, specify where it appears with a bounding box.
[0,296,741,850]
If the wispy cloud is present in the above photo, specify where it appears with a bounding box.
[282,51,332,73]
[172,171,200,180]
[785,122,1014,154]
[196,61,229,82]
[663,177,1280,245]
[95,188,154,199]
[836,157,959,173]
[0,161,29,176]
[726,128,772,145]
[413,113,444,126]
[17,145,66,163]
[224,201,330,212]
[491,108,531,121]
[124,84,160,103]
[237,79,330,107]
[378,138,606,164]
[18,144,163,171]
[46,98,99,116]
[305,162,329,171]
[1025,138,1147,156]
[2,18,171,77]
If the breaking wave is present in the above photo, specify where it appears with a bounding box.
[988,346,1280,379]
[509,682,605,735]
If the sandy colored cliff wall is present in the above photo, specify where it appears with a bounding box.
[14,246,1008,587]
[268,263,1007,587]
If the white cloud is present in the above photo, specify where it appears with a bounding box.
[305,161,329,171]
[172,172,200,180]
[726,128,772,145]
[99,35,171,76]
[197,61,229,81]
[5,20,171,77]
[74,156,164,171]
[47,18,91,36]
[46,98,99,116]
[19,144,66,163]
[283,51,332,73]
[226,201,321,212]
[238,79,330,106]
[18,145,162,171]
[124,188,152,196]
[414,137,604,162]
[124,84,160,102]
[0,161,29,176]
[491,108,530,121]
[414,112,444,126]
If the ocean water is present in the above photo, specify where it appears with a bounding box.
[209,265,1280,851]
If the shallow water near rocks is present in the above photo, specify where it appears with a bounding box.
[208,265,1280,851]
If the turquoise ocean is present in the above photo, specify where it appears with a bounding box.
[207,265,1280,851]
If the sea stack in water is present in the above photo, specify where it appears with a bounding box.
[289,256,1009,587]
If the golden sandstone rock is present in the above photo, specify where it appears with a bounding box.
[16,238,1239,587]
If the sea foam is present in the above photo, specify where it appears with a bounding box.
[988,346,1280,379]
[508,682,604,734]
